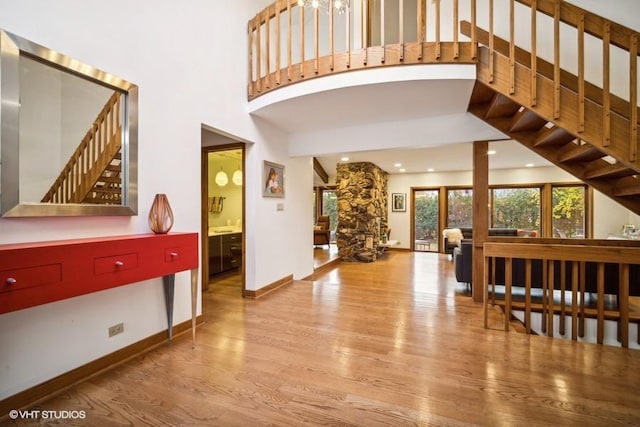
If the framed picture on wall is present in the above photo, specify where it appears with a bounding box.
[392,193,406,212]
[263,161,285,197]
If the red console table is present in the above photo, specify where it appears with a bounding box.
[0,233,199,345]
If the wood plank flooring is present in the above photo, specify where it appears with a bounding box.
[8,251,640,426]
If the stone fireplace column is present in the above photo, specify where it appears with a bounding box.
[335,162,388,262]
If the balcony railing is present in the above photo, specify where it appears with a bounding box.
[248,0,481,99]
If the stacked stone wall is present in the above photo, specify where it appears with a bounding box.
[335,162,387,262]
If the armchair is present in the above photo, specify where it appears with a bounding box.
[314,216,331,247]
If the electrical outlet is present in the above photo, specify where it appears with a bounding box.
[108,322,124,337]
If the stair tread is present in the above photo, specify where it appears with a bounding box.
[534,127,575,147]
[558,143,606,163]
[510,109,548,133]
[585,163,638,180]
[485,94,521,119]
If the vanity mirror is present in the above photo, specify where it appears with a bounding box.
[0,29,138,217]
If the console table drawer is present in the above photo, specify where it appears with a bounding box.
[0,264,62,293]
[94,253,139,275]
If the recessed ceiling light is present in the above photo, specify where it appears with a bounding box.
[394,163,402,167]
[525,163,534,168]
[399,168,406,173]
[427,168,435,172]
[340,156,350,162]
[487,150,496,155]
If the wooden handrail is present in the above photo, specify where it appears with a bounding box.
[484,240,640,348]
[41,91,123,204]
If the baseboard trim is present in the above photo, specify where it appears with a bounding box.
[243,274,293,299]
[303,257,342,280]
[0,315,204,418]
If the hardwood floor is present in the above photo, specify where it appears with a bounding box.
[9,251,640,426]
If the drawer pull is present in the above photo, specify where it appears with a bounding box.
[6,277,17,285]
[115,261,124,267]
[170,252,178,258]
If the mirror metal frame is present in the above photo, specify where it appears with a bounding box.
[0,29,138,217]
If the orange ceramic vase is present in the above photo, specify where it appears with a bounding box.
[148,193,174,234]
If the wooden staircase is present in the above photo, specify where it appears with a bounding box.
[460,1,640,215]
[41,91,123,205]
[81,152,123,204]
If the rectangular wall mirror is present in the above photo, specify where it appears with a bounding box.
[0,29,138,217]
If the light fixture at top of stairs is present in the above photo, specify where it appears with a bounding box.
[297,0,350,14]
[215,168,228,187]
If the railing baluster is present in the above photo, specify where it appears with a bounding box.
[256,16,262,92]
[559,260,566,336]
[630,34,638,161]
[276,1,281,85]
[381,0,385,63]
[505,257,512,332]
[579,261,586,337]
[571,261,579,340]
[509,0,515,94]
[596,262,605,345]
[483,255,490,329]
[287,1,292,81]
[603,21,611,147]
[530,0,537,106]
[553,0,560,119]
[361,0,366,65]
[314,6,319,74]
[435,0,441,59]
[471,0,477,59]
[489,0,494,83]
[330,1,335,70]
[299,5,304,78]
[265,9,271,89]
[418,0,425,60]
[453,0,459,59]
[619,264,629,348]
[541,258,548,333]
[547,259,554,337]
[346,0,351,68]
[399,0,404,62]
[525,259,532,334]
[578,13,585,132]
[248,21,253,96]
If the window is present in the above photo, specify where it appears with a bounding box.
[322,189,338,238]
[552,185,586,238]
[447,188,473,228]
[491,187,541,233]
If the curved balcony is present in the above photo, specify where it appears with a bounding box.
[247,0,480,101]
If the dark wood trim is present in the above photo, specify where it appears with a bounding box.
[313,157,329,184]
[472,141,489,303]
[243,274,293,299]
[0,316,204,418]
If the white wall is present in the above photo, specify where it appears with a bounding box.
[387,164,634,248]
[0,0,313,399]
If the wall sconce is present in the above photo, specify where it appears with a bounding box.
[215,168,228,187]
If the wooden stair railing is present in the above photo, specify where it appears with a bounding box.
[484,239,640,348]
[460,1,640,215]
[41,91,123,205]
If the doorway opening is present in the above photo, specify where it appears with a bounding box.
[201,132,245,298]
[412,189,440,252]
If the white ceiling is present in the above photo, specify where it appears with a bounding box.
[248,75,552,181]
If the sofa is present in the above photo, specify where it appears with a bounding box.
[314,216,331,246]
[445,227,519,257]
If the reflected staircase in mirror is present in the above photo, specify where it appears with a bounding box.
[41,91,123,205]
